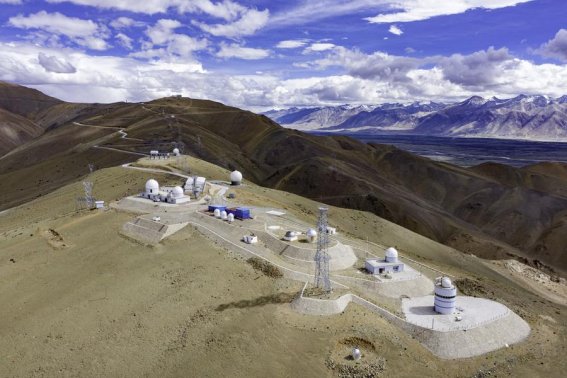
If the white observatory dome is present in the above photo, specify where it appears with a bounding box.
[173,148,180,155]
[145,179,159,194]
[306,229,317,237]
[441,277,453,288]
[230,170,243,185]
[385,247,398,262]
[172,186,184,198]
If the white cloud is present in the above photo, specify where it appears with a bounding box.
[8,11,110,50]
[276,40,308,49]
[304,42,336,53]
[37,53,77,73]
[115,33,134,50]
[136,19,208,59]
[216,43,270,60]
[365,0,533,23]
[47,0,265,23]
[110,17,145,29]
[536,29,567,62]
[388,25,403,35]
[193,7,269,38]
[0,0,23,4]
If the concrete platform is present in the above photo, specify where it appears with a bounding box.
[402,295,509,332]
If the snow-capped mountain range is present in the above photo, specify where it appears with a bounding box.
[264,95,567,141]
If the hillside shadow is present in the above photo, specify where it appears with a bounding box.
[215,292,296,311]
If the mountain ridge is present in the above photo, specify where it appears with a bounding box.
[1,81,567,278]
[265,95,567,141]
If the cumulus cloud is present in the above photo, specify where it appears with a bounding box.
[135,19,208,59]
[110,17,145,29]
[439,47,515,86]
[365,0,533,23]
[37,53,77,73]
[0,0,23,4]
[193,7,269,38]
[388,25,403,35]
[303,43,336,53]
[115,33,134,50]
[536,29,567,62]
[9,11,109,50]
[216,43,270,60]
[276,40,308,49]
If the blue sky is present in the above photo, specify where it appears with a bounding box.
[0,0,566,109]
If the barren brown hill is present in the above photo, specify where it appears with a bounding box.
[1,84,567,277]
[0,108,43,156]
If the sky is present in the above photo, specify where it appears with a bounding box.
[0,0,566,110]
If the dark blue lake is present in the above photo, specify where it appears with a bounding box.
[313,132,567,168]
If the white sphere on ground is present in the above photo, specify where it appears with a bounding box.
[145,179,159,194]
[306,228,317,237]
[230,170,243,184]
[221,210,228,220]
[385,247,398,262]
[214,209,221,218]
[173,148,180,155]
[172,186,184,198]
[441,277,453,288]
[352,348,361,360]
[227,213,234,222]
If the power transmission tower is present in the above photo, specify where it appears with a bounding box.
[314,207,332,292]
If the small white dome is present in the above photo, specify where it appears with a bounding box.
[173,148,180,155]
[221,210,228,220]
[172,186,184,198]
[227,213,234,222]
[385,247,398,258]
[352,348,361,360]
[214,209,221,218]
[306,228,317,237]
[230,170,243,183]
[145,179,159,192]
[441,277,453,288]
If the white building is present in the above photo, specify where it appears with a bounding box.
[434,277,457,314]
[230,170,243,186]
[185,176,206,195]
[326,226,337,235]
[172,148,180,156]
[365,247,404,274]
[243,234,258,244]
[141,179,190,204]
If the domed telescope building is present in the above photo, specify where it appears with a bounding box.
[365,247,405,275]
[230,170,242,186]
[141,179,191,204]
[434,276,457,314]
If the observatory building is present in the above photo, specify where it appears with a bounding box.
[434,277,457,314]
[306,228,317,243]
[185,176,206,195]
[172,148,180,156]
[141,179,190,204]
[230,170,242,186]
[365,247,405,275]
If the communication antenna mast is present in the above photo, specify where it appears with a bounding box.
[314,207,332,292]
[83,181,94,209]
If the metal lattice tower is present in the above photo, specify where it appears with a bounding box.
[83,181,94,209]
[314,207,332,292]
